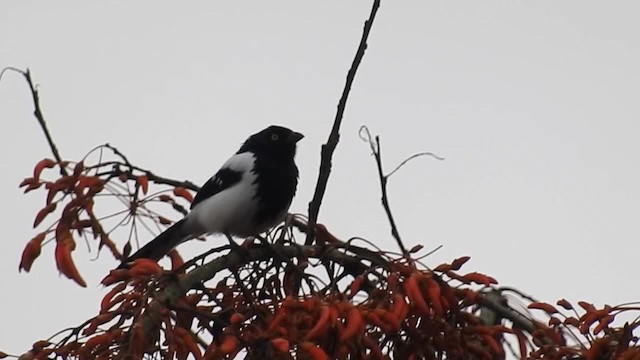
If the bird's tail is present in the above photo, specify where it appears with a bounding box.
[117,219,190,269]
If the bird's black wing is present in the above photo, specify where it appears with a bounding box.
[118,164,244,268]
[191,167,244,209]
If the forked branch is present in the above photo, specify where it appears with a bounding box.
[359,126,443,255]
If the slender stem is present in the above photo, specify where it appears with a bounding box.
[373,136,406,254]
[306,0,381,245]
[9,67,68,175]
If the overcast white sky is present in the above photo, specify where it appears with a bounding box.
[1,1,639,355]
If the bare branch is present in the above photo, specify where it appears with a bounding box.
[359,125,407,254]
[108,160,201,192]
[358,126,443,257]
[1,67,67,176]
[305,0,381,245]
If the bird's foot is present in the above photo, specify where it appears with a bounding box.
[224,233,251,259]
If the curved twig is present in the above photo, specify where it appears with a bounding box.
[386,151,444,178]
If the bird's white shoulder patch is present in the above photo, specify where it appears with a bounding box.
[221,152,256,173]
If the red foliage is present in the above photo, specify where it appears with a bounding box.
[13,152,640,360]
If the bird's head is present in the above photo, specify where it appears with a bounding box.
[239,125,304,159]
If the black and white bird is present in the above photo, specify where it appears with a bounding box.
[119,125,303,267]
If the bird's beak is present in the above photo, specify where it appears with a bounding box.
[290,131,304,143]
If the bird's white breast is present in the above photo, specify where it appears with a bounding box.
[185,152,261,237]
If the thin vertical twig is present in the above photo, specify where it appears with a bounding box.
[306,0,381,245]
[374,136,406,253]
[359,126,407,254]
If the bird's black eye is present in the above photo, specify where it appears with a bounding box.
[271,134,279,141]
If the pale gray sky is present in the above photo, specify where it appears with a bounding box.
[1,1,639,354]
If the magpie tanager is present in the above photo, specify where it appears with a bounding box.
[118,125,303,267]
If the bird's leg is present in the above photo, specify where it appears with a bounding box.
[224,232,252,263]
[224,232,256,262]
[223,232,241,250]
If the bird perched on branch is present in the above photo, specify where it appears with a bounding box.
[118,125,303,268]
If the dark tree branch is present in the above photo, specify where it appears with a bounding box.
[143,241,389,336]
[142,240,543,349]
[305,0,381,245]
[108,161,201,192]
[180,243,387,294]
[1,67,68,176]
